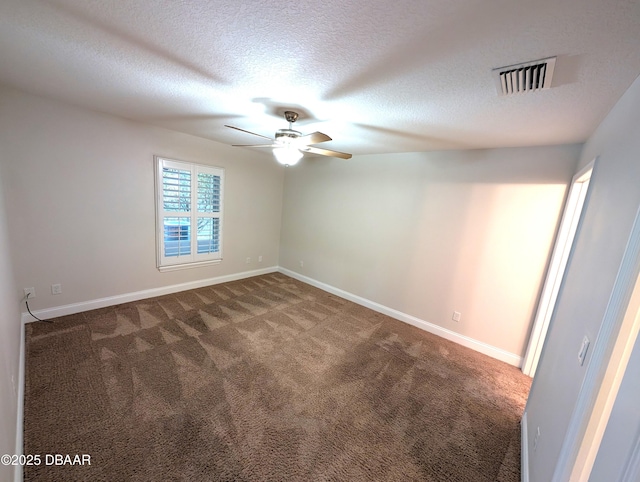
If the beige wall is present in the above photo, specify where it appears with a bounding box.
[0,87,284,312]
[280,145,580,358]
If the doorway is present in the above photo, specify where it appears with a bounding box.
[522,160,594,377]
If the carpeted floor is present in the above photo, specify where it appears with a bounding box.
[24,273,531,481]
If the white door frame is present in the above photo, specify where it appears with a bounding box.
[522,159,595,376]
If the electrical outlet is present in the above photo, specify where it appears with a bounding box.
[258,255,263,263]
[299,260,304,268]
[24,287,36,299]
[452,311,461,322]
[51,283,62,295]
[246,257,251,264]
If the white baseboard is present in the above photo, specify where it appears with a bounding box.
[14,319,25,482]
[21,266,278,323]
[521,411,529,482]
[278,267,522,367]
[20,265,522,367]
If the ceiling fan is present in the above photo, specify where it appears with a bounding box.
[225,111,352,166]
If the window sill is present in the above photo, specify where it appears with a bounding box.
[158,259,222,272]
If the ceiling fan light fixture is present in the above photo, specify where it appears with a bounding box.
[226,110,352,163]
[273,146,303,166]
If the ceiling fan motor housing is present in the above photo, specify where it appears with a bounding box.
[275,129,302,143]
[276,111,302,145]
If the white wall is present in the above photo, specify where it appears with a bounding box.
[280,145,580,359]
[0,87,284,313]
[0,156,22,481]
[524,73,640,482]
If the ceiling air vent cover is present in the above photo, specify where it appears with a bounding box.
[492,56,556,95]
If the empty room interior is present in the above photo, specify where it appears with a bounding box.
[1,1,640,481]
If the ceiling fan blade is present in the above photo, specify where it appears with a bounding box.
[302,146,352,159]
[225,125,272,140]
[294,131,332,145]
[231,144,276,148]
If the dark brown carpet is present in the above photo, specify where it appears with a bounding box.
[24,273,531,481]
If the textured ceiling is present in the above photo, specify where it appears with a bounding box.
[0,0,639,156]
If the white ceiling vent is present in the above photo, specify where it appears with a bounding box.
[492,56,557,95]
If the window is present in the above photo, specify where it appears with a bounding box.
[155,156,224,271]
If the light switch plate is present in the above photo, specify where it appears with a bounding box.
[578,336,590,366]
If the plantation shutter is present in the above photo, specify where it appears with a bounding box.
[156,157,224,270]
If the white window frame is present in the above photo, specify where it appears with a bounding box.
[154,156,224,272]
